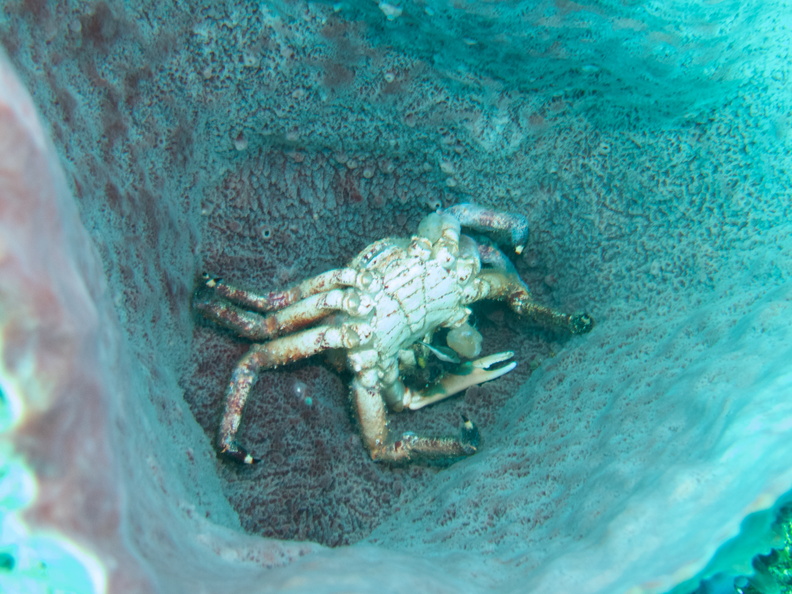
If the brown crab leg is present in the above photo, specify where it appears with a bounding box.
[194,298,273,341]
[510,298,595,335]
[194,287,367,341]
[351,378,479,464]
[471,269,595,335]
[200,268,373,313]
[218,324,360,464]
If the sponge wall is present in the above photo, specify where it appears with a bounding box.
[0,49,327,593]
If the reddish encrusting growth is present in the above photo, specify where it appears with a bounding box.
[80,2,122,51]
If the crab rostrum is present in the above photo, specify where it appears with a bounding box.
[194,203,593,465]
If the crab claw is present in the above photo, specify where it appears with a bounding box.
[405,351,517,410]
[468,351,516,373]
[441,350,516,392]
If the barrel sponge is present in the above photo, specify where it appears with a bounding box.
[0,50,315,593]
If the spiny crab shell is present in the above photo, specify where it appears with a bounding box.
[194,203,593,465]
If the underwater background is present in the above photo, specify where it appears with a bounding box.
[1,0,791,592]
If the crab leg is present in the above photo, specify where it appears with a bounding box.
[443,203,529,254]
[403,351,517,411]
[351,378,479,464]
[199,268,373,313]
[194,287,369,341]
[217,324,360,463]
[378,357,409,412]
[476,235,523,278]
[471,269,594,335]
[510,298,594,335]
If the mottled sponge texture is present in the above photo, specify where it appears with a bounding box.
[1,0,792,593]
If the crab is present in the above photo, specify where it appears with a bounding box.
[194,203,593,465]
